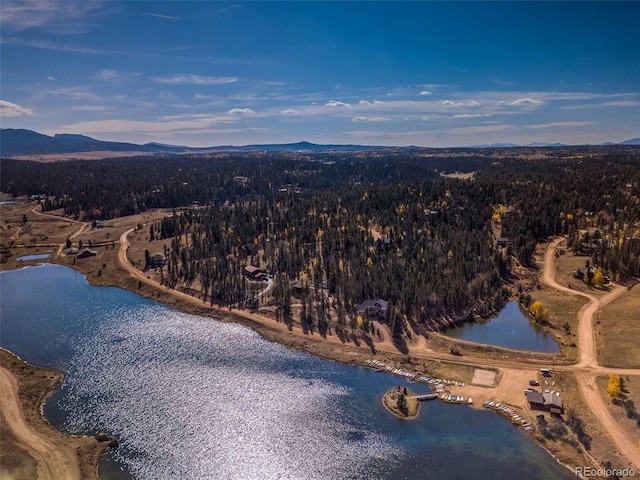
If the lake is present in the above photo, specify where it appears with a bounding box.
[16,253,51,261]
[0,264,572,479]
[443,302,560,353]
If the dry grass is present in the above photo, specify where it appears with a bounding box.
[0,349,109,480]
[439,171,476,181]
[528,285,588,362]
[403,359,479,385]
[9,151,156,162]
[595,285,640,368]
[0,199,78,269]
[535,372,631,472]
[0,421,37,480]
[555,249,611,299]
[596,375,640,453]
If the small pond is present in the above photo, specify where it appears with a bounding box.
[443,302,560,352]
[17,253,51,261]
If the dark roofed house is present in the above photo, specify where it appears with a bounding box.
[244,265,267,280]
[151,253,165,267]
[357,299,389,320]
[496,237,509,248]
[77,248,97,259]
[525,390,563,414]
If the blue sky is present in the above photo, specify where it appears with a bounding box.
[1,1,639,147]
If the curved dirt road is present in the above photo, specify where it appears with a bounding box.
[0,367,81,480]
[542,237,627,368]
[119,228,640,468]
[30,204,90,255]
[542,238,640,469]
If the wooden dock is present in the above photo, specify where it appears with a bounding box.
[413,393,438,401]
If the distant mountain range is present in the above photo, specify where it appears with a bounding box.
[1,128,639,158]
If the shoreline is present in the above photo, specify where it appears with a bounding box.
[382,386,420,420]
[1,261,583,479]
[0,348,113,480]
[2,204,638,475]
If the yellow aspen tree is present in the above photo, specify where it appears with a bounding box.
[529,300,544,319]
[607,374,621,399]
[592,268,604,287]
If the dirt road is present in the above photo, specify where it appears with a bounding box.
[542,238,640,469]
[0,367,81,480]
[542,237,627,368]
[119,228,640,468]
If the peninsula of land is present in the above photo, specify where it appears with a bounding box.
[382,386,420,420]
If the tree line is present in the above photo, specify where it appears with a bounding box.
[2,146,639,335]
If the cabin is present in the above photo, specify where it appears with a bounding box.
[525,390,563,415]
[290,279,307,292]
[151,253,165,267]
[77,248,97,259]
[496,237,509,248]
[244,265,267,281]
[357,299,389,320]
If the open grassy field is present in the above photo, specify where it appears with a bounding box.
[554,247,613,298]
[596,375,640,456]
[0,198,78,269]
[539,372,632,474]
[595,284,640,368]
[527,284,587,363]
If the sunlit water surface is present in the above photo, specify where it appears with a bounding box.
[1,264,573,479]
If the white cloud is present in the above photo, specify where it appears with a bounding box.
[143,12,181,21]
[152,74,238,85]
[602,100,640,107]
[0,1,102,32]
[70,105,114,112]
[359,99,385,105]
[419,90,432,95]
[0,100,34,117]
[497,97,543,106]
[99,69,119,81]
[452,113,493,119]
[228,108,255,115]
[442,100,480,107]
[97,69,140,84]
[352,116,389,122]
[280,108,299,115]
[47,76,55,80]
[526,121,594,130]
[450,124,517,135]
[325,100,351,107]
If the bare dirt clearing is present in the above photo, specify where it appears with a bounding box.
[471,368,496,386]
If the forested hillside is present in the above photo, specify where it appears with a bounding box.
[2,146,639,334]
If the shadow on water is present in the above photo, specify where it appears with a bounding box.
[443,302,560,353]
